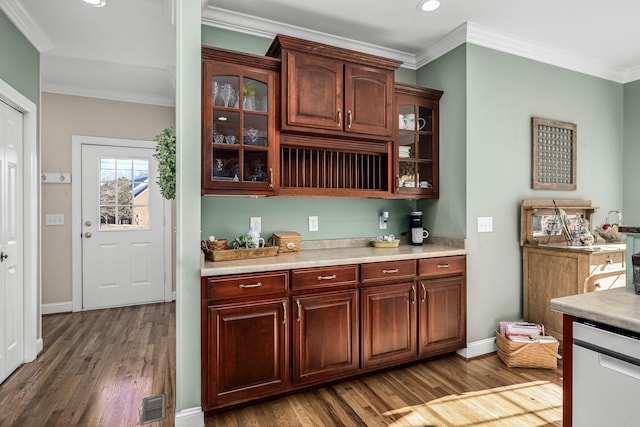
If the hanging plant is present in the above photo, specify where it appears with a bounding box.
[153,126,176,200]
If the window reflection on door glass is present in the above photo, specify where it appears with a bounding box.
[99,157,150,230]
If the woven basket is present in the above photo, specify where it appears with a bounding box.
[203,239,228,261]
[495,331,561,369]
[272,232,301,253]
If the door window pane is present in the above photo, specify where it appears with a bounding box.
[99,157,150,230]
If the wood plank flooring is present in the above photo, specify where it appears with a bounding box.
[207,355,562,427]
[0,302,562,426]
[0,303,175,427]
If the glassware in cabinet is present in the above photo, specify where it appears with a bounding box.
[394,84,442,198]
[202,47,280,195]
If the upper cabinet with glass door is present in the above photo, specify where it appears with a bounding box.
[394,84,443,198]
[201,47,280,196]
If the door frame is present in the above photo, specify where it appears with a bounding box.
[71,136,173,312]
[0,78,40,361]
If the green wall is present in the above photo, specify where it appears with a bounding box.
[623,80,640,225]
[416,43,624,343]
[416,45,467,239]
[0,10,39,104]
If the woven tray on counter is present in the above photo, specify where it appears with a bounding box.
[207,245,279,262]
[495,331,561,369]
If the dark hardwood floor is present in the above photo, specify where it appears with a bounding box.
[0,302,562,426]
[0,303,175,427]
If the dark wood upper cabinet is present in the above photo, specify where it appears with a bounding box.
[267,34,400,139]
[201,46,280,196]
[394,83,443,198]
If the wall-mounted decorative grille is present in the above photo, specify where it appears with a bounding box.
[531,117,577,190]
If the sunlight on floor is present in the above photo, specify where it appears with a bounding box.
[383,380,561,427]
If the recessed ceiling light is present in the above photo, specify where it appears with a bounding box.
[418,0,440,12]
[83,0,106,7]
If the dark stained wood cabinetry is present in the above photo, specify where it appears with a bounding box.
[361,282,417,369]
[360,259,418,368]
[202,38,444,198]
[201,47,280,196]
[201,272,289,411]
[394,84,443,198]
[201,255,466,412]
[267,34,400,139]
[418,256,467,356]
[291,265,359,386]
[292,290,359,386]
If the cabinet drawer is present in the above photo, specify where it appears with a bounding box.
[419,256,465,277]
[206,271,288,301]
[590,251,625,273]
[360,260,416,284]
[291,265,358,290]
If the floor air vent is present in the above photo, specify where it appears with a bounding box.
[140,394,166,424]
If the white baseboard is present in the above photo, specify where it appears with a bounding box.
[175,407,204,427]
[456,337,497,359]
[36,338,43,355]
[172,291,176,301]
[42,301,73,315]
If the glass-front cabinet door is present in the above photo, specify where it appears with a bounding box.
[202,49,279,195]
[394,84,443,198]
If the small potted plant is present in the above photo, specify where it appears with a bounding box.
[153,126,176,200]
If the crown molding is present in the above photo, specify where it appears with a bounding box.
[201,5,416,67]
[0,0,53,52]
[417,22,630,83]
[42,83,175,107]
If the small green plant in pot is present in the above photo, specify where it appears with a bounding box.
[153,126,176,200]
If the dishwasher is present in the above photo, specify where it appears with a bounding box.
[573,320,640,426]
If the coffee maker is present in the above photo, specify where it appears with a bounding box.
[410,211,429,245]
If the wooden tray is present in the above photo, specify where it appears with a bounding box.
[209,245,279,261]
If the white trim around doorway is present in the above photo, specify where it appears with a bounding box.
[0,78,41,361]
[71,136,173,312]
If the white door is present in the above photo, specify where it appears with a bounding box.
[81,144,165,309]
[0,100,24,383]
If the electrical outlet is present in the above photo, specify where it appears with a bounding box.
[250,217,261,233]
[308,215,319,232]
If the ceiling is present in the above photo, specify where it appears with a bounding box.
[3,0,640,107]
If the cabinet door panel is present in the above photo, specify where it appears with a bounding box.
[420,276,466,356]
[361,282,417,369]
[285,51,342,130]
[206,298,289,408]
[293,290,359,386]
[345,63,394,137]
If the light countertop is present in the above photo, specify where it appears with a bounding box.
[550,285,640,333]
[201,243,466,277]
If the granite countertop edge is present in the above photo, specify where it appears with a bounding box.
[201,241,467,277]
[550,286,640,333]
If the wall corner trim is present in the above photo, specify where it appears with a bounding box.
[456,336,497,359]
[175,407,204,427]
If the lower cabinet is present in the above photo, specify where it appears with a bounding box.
[201,255,466,412]
[361,282,417,369]
[419,276,466,356]
[292,289,359,386]
[418,256,467,356]
[204,298,289,410]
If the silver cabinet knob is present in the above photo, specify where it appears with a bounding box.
[84,232,92,238]
[84,220,92,227]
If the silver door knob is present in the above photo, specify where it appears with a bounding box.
[84,232,92,238]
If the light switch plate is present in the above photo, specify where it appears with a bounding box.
[478,216,493,233]
[308,215,319,232]
[46,214,65,226]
